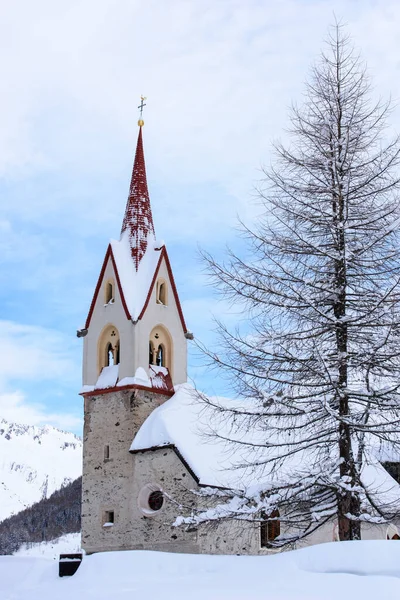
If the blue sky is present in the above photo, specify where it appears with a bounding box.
[2,0,400,435]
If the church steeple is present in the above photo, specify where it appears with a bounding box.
[82,100,188,392]
[120,122,155,271]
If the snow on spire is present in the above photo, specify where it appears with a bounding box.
[120,123,155,270]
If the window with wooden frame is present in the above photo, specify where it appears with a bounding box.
[260,510,280,548]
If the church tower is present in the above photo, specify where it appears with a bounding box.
[79,111,191,554]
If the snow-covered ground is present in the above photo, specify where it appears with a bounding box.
[1,541,399,599]
[0,419,82,521]
[15,533,81,559]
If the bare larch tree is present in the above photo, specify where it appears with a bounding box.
[191,24,400,544]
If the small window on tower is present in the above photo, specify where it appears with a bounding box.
[156,279,167,305]
[103,510,114,526]
[105,280,114,304]
[104,445,110,460]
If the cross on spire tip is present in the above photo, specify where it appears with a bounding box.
[138,95,147,127]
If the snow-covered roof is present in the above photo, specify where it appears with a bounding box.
[131,384,241,487]
[111,231,161,321]
[112,123,161,319]
[83,366,174,395]
[130,384,400,503]
[118,366,174,393]
[131,383,291,488]
[94,364,119,390]
[361,461,400,510]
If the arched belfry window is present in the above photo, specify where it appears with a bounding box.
[106,342,114,366]
[149,326,172,374]
[104,279,115,304]
[156,344,165,367]
[149,341,154,365]
[156,279,168,306]
[98,324,120,373]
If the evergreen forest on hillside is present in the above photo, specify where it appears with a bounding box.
[0,477,81,555]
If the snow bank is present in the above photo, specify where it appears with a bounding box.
[1,541,399,599]
[15,533,81,559]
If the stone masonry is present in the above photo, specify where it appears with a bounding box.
[81,386,272,555]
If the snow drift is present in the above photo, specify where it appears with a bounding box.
[1,541,399,599]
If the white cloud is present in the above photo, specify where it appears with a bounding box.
[3,0,400,227]
[0,390,81,431]
[0,321,81,430]
[0,321,78,387]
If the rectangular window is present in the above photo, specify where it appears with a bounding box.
[104,445,110,460]
[260,510,280,548]
[104,510,114,526]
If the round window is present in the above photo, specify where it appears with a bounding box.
[138,484,165,517]
[148,490,164,511]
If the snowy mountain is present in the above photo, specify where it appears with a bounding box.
[0,418,82,522]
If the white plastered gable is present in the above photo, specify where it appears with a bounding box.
[83,245,187,388]
[135,253,188,385]
[82,248,136,386]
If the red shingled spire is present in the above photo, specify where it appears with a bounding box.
[121,125,155,270]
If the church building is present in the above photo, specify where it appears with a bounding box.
[79,111,400,555]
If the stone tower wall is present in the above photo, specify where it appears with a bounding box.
[81,387,170,554]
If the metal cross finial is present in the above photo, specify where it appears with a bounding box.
[138,95,147,118]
